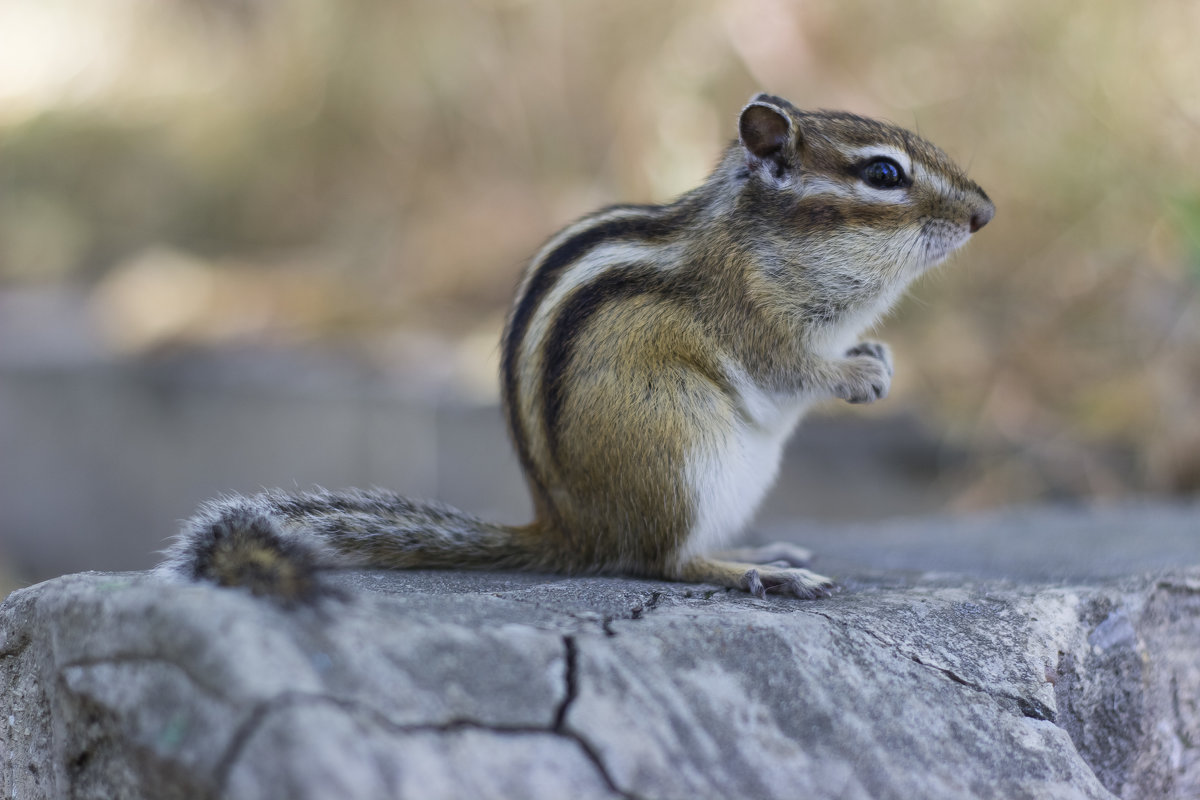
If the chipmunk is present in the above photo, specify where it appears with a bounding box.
[157,93,993,603]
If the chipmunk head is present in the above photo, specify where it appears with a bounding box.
[734,93,993,283]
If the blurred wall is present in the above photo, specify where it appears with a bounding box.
[1,0,1198,585]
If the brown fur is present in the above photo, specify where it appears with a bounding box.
[159,94,993,602]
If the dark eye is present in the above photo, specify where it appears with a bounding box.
[861,157,906,189]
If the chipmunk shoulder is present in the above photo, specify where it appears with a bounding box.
[158,93,993,603]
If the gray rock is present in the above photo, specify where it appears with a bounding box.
[2,507,1199,799]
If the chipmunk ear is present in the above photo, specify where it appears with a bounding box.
[739,99,797,169]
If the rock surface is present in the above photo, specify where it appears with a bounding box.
[2,504,1199,800]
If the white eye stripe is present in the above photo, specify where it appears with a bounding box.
[797,176,856,200]
[798,175,913,206]
[852,184,915,205]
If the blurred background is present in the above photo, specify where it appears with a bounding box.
[1,0,1198,591]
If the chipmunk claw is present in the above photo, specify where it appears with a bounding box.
[743,568,767,599]
[741,565,835,600]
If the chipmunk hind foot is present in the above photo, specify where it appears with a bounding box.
[676,556,835,600]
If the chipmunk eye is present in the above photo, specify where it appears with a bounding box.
[861,157,906,190]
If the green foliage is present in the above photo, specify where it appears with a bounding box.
[1170,195,1200,282]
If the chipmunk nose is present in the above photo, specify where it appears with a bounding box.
[969,200,995,233]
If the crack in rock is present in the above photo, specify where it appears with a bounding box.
[553,636,579,732]
[209,642,637,800]
[907,650,1057,722]
[554,635,637,800]
[807,608,1056,722]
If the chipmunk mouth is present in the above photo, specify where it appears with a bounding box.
[920,219,974,267]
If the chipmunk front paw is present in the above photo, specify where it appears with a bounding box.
[836,341,893,404]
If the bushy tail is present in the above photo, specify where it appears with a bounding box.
[156,488,545,604]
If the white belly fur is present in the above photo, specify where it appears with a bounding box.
[681,391,811,560]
